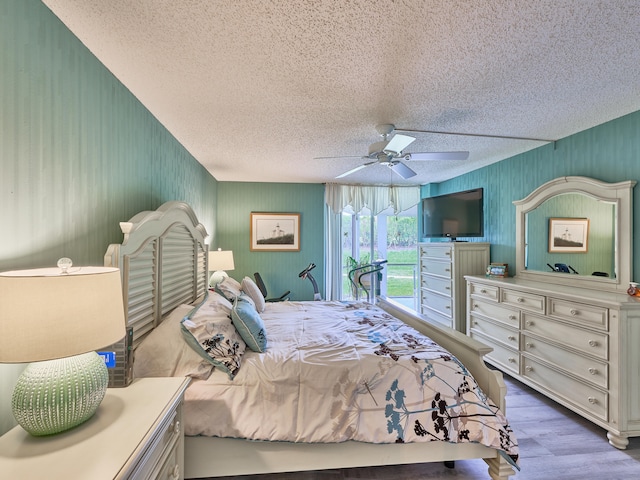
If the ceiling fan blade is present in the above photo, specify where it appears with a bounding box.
[395,127,555,143]
[315,155,364,160]
[384,134,415,154]
[405,151,469,161]
[390,161,417,179]
[335,161,376,179]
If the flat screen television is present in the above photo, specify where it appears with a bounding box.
[421,188,484,240]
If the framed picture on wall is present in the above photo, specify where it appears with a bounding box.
[250,213,300,251]
[548,218,589,253]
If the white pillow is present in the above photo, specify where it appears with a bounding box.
[133,304,215,380]
[241,276,266,312]
[215,276,243,301]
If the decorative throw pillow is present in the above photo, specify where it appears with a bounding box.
[201,290,233,312]
[241,276,266,313]
[181,293,247,379]
[133,304,215,380]
[231,294,268,352]
[214,276,243,302]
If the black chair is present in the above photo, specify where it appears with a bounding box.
[253,272,290,302]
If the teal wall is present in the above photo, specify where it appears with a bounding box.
[0,0,218,273]
[421,110,640,278]
[217,182,325,301]
[1,0,218,434]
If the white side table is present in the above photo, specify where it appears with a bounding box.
[0,377,190,480]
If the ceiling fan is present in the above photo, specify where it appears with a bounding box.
[318,124,469,180]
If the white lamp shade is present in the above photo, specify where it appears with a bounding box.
[0,267,126,363]
[208,249,235,271]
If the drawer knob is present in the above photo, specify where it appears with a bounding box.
[525,320,534,326]
[445,286,451,290]
[509,315,517,321]
[588,340,599,347]
[526,342,533,348]
[480,289,487,294]
[570,309,579,316]
[508,357,517,363]
[170,464,180,480]
[525,366,533,372]
[588,368,598,375]
[445,305,451,309]
[517,297,525,303]
[588,397,598,404]
[445,268,451,272]
[173,420,181,434]
[508,335,516,341]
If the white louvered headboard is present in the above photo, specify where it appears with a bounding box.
[104,201,208,346]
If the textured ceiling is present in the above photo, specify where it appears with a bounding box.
[42,0,640,185]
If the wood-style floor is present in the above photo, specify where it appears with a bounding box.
[202,373,640,480]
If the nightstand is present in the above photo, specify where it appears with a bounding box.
[0,377,190,479]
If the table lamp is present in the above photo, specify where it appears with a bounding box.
[208,248,235,287]
[0,259,126,436]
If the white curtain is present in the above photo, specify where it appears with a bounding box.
[324,184,420,300]
[325,184,420,215]
[324,203,343,301]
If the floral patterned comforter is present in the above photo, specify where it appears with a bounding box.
[183,300,519,466]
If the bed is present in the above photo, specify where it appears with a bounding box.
[104,201,518,480]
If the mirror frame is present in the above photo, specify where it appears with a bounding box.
[513,176,636,293]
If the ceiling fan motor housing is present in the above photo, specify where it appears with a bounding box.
[368,140,389,158]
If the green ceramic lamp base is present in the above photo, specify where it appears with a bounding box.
[11,351,109,436]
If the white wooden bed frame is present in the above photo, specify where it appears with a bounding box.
[105,201,516,480]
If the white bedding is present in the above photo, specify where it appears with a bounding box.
[178,299,519,466]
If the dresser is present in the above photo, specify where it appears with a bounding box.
[466,275,640,449]
[0,377,190,479]
[419,242,489,333]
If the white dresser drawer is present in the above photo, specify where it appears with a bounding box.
[421,290,453,319]
[420,274,452,296]
[419,244,452,259]
[134,406,182,480]
[469,315,519,349]
[420,257,452,278]
[468,282,499,302]
[522,313,608,361]
[468,299,519,328]
[501,288,545,314]
[470,331,519,375]
[422,307,454,329]
[522,333,608,389]
[153,440,181,480]
[522,356,608,422]
[548,298,608,330]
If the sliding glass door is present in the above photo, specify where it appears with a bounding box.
[341,206,418,309]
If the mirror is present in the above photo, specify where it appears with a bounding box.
[514,176,636,293]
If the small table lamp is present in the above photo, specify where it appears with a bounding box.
[208,248,235,288]
[0,260,126,436]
